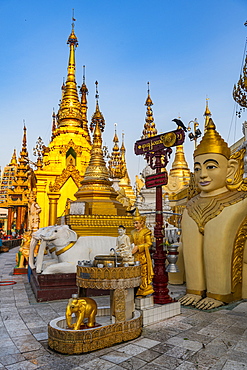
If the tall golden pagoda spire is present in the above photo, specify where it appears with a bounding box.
[83,82,109,181]
[51,109,57,141]
[56,22,82,129]
[108,124,124,179]
[204,98,212,132]
[10,149,17,165]
[142,82,157,139]
[79,65,90,140]
[74,82,126,215]
[118,132,136,205]
[119,132,131,186]
[8,125,29,204]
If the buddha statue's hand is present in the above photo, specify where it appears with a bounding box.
[178,294,202,306]
[195,297,224,310]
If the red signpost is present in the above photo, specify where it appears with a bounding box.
[134,128,185,304]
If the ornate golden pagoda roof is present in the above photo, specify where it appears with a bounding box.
[56,25,83,129]
[7,125,30,205]
[142,82,157,139]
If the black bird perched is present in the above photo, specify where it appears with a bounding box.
[172,118,187,132]
[126,207,136,215]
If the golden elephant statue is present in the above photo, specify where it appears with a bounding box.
[66,296,97,330]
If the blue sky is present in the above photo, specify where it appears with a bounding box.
[0,0,247,184]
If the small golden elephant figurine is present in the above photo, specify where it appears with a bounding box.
[66,295,97,330]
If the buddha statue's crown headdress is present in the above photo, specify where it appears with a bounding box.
[133,208,146,223]
[194,118,230,159]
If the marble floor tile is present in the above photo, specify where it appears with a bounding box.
[222,359,247,369]
[100,350,132,364]
[120,356,147,369]
[0,353,26,366]
[117,343,148,356]
[5,360,38,370]
[135,348,161,362]
[132,338,160,349]
[149,353,183,369]
[79,358,115,369]
[165,336,203,351]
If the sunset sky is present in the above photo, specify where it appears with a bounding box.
[0,0,247,183]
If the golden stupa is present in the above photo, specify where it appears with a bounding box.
[34,25,92,227]
[65,82,133,236]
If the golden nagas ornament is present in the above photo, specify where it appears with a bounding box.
[194,118,231,159]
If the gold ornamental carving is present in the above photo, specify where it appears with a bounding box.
[48,312,142,354]
[49,164,83,192]
[232,216,247,290]
[114,289,126,322]
[76,266,142,290]
[59,139,83,156]
[186,190,247,234]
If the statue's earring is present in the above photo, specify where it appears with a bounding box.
[226,178,233,184]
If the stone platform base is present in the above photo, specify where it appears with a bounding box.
[29,269,110,302]
[13,267,28,275]
[48,310,142,354]
[29,269,78,302]
[135,296,180,326]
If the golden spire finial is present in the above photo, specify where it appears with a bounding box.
[194,118,230,159]
[204,97,212,132]
[10,149,17,165]
[19,121,28,163]
[79,65,90,138]
[119,131,131,186]
[90,81,105,132]
[56,23,82,129]
[108,124,124,179]
[51,109,57,141]
[142,82,157,139]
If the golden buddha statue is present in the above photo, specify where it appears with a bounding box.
[130,209,154,297]
[180,118,247,309]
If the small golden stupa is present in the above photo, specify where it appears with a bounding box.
[74,82,126,216]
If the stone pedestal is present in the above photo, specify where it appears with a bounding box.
[135,296,181,326]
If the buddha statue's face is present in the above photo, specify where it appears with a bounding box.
[194,153,237,197]
[118,228,125,236]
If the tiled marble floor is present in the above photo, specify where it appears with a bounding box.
[1,247,247,369]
